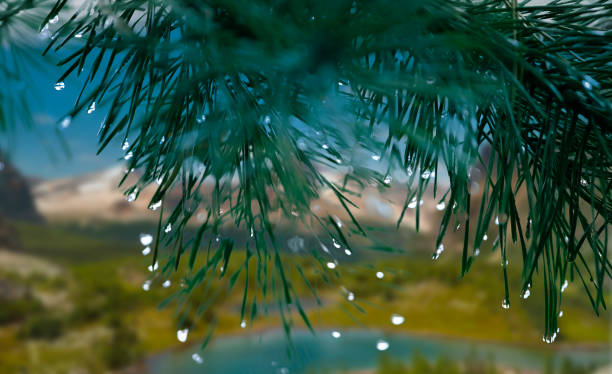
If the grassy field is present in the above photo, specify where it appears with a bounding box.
[0,221,609,373]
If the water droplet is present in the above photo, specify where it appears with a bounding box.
[297,138,308,151]
[483,234,488,241]
[240,320,247,328]
[580,178,588,187]
[435,202,446,211]
[421,170,433,179]
[320,243,330,254]
[331,330,341,338]
[148,261,159,272]
[49,15,59,24]
[501,299,510,309]
[347,292,355,301]
[139,233,153,246]
[474,248,480,256]
[124,151,133,160]
[321,144,329,150]
[408,198,418,209]
[142,246,151,255]
[521,289,531,299]
[326,262,337,269]
[564,236,569,243]
[149,200,162,210]
[561,279,568,293]
[333,216,343,228]
[122,141,130,150]
[127,191,137,202]
[332,239,341,249]
[87,102,96,114]
[75,33,83,38]
[278,368,289,374]
[376,271,384,279]
[60,116,71,129]
[142,280,151,291]
[371,154,381,161]
[383,175,392,184]
[165,224,172,233]
[426,77,436,85]
[287,236,304,253]
[391,314,404,325]
[177,328,189,342]
[495,214,508,225]
[192,353,203,364]
[344,249,352,256]
[162,280,171,288]
[376,339,390,351]
[582,79,592,90]
[432,244,444,260]
[558,310,563,318]
[54,82,65,91]
[501,259,508,267]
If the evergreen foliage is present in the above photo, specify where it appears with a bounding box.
[1,0,611,344]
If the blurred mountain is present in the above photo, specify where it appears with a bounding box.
[0,154,43,223]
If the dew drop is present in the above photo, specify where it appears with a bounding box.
[383,175,392,184]
[192,353,203,364]
[580,178,588,187]
[408,198,418,209]
[322,144,329,150]
[495,214,508,225]
[240,320,247,329]
[122,141,130,151]
[376,339,390,351]
[501,299,510,309]
[124,151,133,160]
[162,280,171,288]
[344,249,352,256]
[371,154,381,161]
[435,202,446,211]
[483,234,488,241]
[165,224,172,233]
[391,314,405,325]
[177,328,189,343]
[142,280,151,291]
[287,236,304,253]
[148,261,159,272]
[332,239,341,249]
[149,200,162,210]
[87,102,96,114]
[49,15,59,24]
[432,244,444,260]
[582,80,592,90]
[559,310,563,318]
[521,289,531,299]
[139,234,153,246]
[347,292,355,301]
[142,246,151,256]
[54,82,65,91]
[331,330,341,339]
[60,116,71,129]
[474,248,480,256]
[421,170,433,179]
[327,262,337,269]
[561,279,568,293]
[376,271,384,279]
[127,191,137,202]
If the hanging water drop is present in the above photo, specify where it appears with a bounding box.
[140,233,153,246]
[122,141,130,150]
[561,279,568,293]
[495,214,508,225]
[49,15,59,24]
[124,151,133,160]
[559,310,563,318]
[240,320,247,328]
[383,175,392,184]
[435,202,446,211]
[177,328,189,343]
[192,353,203,364]
[391,314,404,325]
[521,289,531,299]
[149,200,162,210]
[421,170,432,179]
[376,339,390,351]
[501,299,510,309]
[326,262,337,269]
[142,280,151,291]
[54,82,65,91]
[408,198,418,209]
[344,249,352,256]
[432,244,444,260]
[165,223,172,233]
[162,280,171,288]
[322,144,329,150]
[148,261,159,272]
[127,192,137,202]
[347,292,355,301]
[371,154,381,161]
[331,331,341,338]
[332,239,341,249]
[376,271,384,279]
[87,102,96,114]
[141,247,151,256]
[60,116,71,129]
[483,234,488,241]
[474,248,480,256]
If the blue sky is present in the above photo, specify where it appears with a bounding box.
[2,43,122,180]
